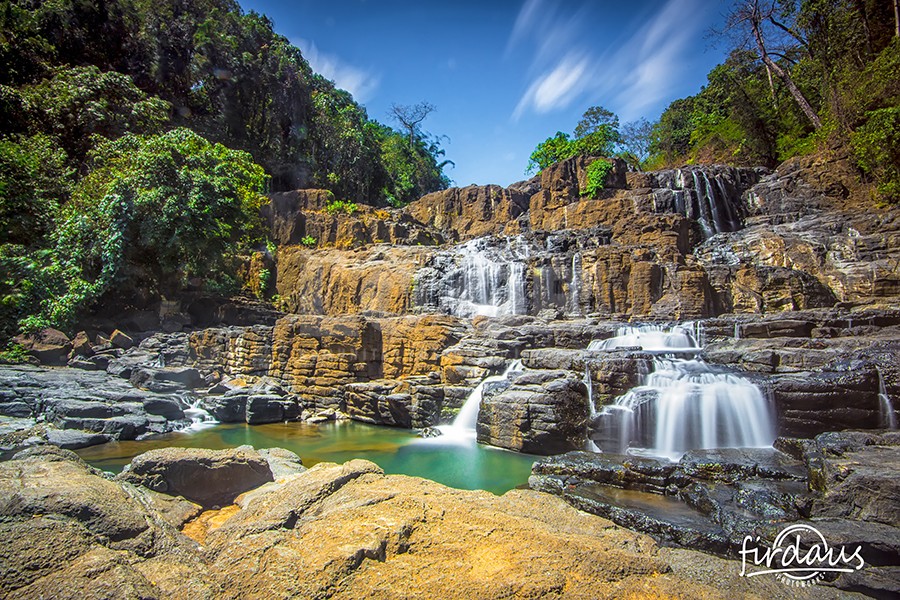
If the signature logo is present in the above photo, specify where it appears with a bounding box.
[739,523,865,587]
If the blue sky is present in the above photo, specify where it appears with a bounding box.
[241,0,731,187]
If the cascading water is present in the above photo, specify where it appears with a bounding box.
[434,359,523,443]
[568,253,582,316]
[589,323,775,461]
[877,369,898,430]
[651,167,747,239]
[414,236,528,318]
[179,393,218,431]
[583,365,601,452]
[588,323,702,354]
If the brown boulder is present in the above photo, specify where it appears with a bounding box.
[201,460,732,599]
[13,328,70,365]
[116,446,274,508]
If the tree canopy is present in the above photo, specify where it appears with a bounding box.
[0,0,453,340]
[646,0,899,203]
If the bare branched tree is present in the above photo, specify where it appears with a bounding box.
[389,101,436,146]
[727,0,822,129]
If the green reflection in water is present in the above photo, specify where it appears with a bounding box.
[75,421,538,495]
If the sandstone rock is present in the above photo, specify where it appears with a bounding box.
[109,329,134,350]
[477,370,587,454]
[13,328,71,365]
[406,184,529,241]
[117,446,275,508]
[275,245,432,315]
[1,446,149,542]
[200,460,736,599]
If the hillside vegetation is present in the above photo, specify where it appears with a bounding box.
[0,0,450,341]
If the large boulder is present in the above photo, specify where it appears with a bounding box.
[477,370,587,454]
[13,328,71,365]
[116,446,275,508]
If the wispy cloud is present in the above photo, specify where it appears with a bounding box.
[509,0,708,121]
[295,38,380,103]
[512,53,590,119]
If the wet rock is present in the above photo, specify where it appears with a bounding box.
[44,429,111,450]
[808,432,900,527]
[676,448,807,483]
[117,446,274,508]
[773,366,882,437]
[532,451,676,494]
[477,371,587,454]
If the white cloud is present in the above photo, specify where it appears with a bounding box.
[513,53,590,120]
[509,0,708,121]
[295,38,380,103]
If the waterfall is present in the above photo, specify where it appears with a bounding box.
[438,359,523,442]
[414,236,528,318]
[657,167,745,239]
[178,393,218,431]
[588,323,701,353]
[584,364,597,419]
[568,253,582,316]
[591,323,775,461]
[878,369,898,430]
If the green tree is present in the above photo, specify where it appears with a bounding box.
[0,134,71,246]
[617,118,653,167]
[42,128,268,327]
[19,66,169,162]
[527,106,621,173]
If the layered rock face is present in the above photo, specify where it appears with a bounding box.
[0,445,860,599]
[266,152,900,320]
[188,314,466,427]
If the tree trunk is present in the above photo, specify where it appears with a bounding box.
[751,17,822,129]
[895,0,899,37]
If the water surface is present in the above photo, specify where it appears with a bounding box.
[76,421,538,495]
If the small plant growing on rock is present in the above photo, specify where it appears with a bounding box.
[257,268,271,298]
[581,158,613,198]
[325,199,358,215]
[300,235,317,247]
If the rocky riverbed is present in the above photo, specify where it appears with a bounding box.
[0,444,870,599]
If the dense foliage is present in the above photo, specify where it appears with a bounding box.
[647,0,899,202]
[0,0,451,339]
[526,106,620,173]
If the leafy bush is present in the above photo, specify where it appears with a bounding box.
[300,235,317,247]
[581,159,613,198]
[0,134,72,246]
[35,128,268,329]
[325,199,358,215]
[852,107,900,203]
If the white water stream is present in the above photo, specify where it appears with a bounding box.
[589,323,775,461]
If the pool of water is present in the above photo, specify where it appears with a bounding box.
[75,421,539,495]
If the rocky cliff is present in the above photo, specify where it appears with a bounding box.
[265,153,900,320]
